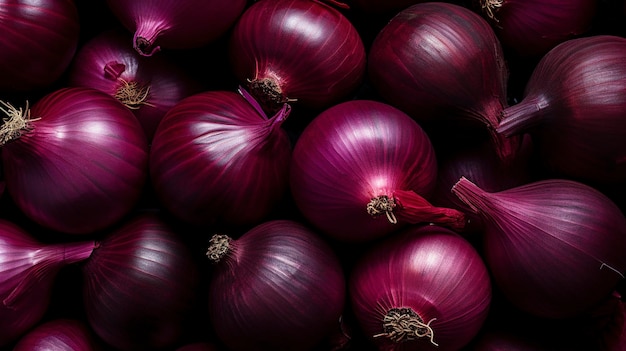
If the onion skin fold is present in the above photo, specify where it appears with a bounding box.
[207,219,346,351]
[82,212,200,351]
[368,2,521,164]
[497,35,626,189]
[349,225,492,351]
[229,0,366,114]
[149,88,292,228]
[0,0,80,92]
[105,0,247,56]
[452,177,626,319]
[0,87,149,235]
[12,318,98,351]
[0,219,96,347]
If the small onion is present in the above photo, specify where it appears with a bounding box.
[206,219,346,351]
[12,318,97,351]
[0,0,79,92]
[0,219,95,347]
[290,99,465,243]
[82,212,200,351]
[0,87,149,235]
[105,0,247,56]
[497,35,626,189]
[367,2,521,163]
[349,225,492,351]
[452,177,626,319]
[229,0,366,114]
[149,87,292,228]
[67,28,203,142]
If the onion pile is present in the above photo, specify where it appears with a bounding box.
[0,0,625,350]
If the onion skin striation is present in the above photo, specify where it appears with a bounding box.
[12,318,98,351]
[0,87,149,235]
[349,225,492,351]
[452,177,626,319]
[206,219,346,351]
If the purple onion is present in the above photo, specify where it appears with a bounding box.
[13,319,97,351]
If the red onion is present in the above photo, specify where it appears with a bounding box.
[451,177,626,319]
[496,35,626,189]
[206,219,346,351]
[0,87,149,235]
[367,2,521,163]
[349,0,428,13]
[67,29,203,142]
[82,212,200,351]
[104,0,247,56]
[0,219,95,347]
[475,0,598,58]
[289,99,465,243]
[349,225,492,351]
[0,0,79,92]
[149,87,292,228]
[229,0,366,114]
[12,318,97,351]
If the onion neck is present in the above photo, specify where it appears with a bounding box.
[450,176,490,215]
[391,190,467,232]
[133,20,169,56]
[60,240,98,264]
[206,234,231,264]
[104,61,126,81]
[373,307,438,346]
[497,96,549,137]
[0,101,39,145]
[247,77,296,116]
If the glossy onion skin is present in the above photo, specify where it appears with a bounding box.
[82,213,200,351]
[349,225,492,351]
[12,319,97,351]
[452,178,626,319]
[208,219,346,351]
[289,99,437,242]
[68,29,202,142]
[497,35,626,187]
[149,90,292,228]
[1,87,149,235]
[0,220,95,347]
[0,0,79,92]
[229,0,367,112]
[105,0,247,55]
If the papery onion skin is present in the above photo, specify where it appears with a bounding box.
[349,225,492,351]
[207,219,346,351]
[105,0,247,56]
[367,2,518,162]
[67,28,203,142]
[0,0,79,92]
[476,0,598,58]
[12,318,97,351]
[290,99,444,243]
[0,87,149,235]
[0,219,95,347]
[229,0,366,114]
[497,35,626,188]
[149,89,292,228]
[82,213,200,351]
[452,177,626,319]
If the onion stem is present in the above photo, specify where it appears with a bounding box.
[0,101,40,145]
[206,234,232,263]
[480,0,503,22]
[367,195,397,224]
[373,307,438,346]
[114,79,154,110]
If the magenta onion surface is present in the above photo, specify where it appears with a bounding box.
[0,87,149,235]
[368,2,520,163]
[206,219,346,351]
[105,0,247,56]
[82,213,200,351]
[229,0,366,114]
[476,0,598,58]
[0,219,95,347]
[290,99,465,243]
[0,0,79,92]
[349,225,492,351]
[497,35,626,188]
[68,29,203,142]
[452,177,626,319]
[150,88,292,228]
[12,318,97,351]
